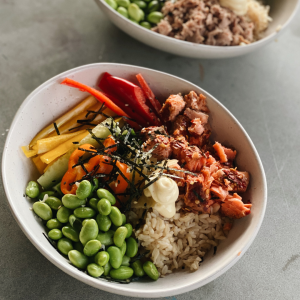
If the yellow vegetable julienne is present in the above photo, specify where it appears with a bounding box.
[32,155,47,174]
[40,131,89,164]
[21,146,37,158]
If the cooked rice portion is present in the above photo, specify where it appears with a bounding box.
[135,200,232,276]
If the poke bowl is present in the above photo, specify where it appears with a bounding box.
[2,63,267,297]
[95,0,299,59]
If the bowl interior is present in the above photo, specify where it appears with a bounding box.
[2,63,266,297]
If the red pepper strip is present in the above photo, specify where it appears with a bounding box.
[136,73,162,115]
[99,73,147,127]
[60,78,141,130]
[105,74,162,126]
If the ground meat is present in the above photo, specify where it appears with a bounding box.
[159,94,186,122]
[152,0,256,46]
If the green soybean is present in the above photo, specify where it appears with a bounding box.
[38,190,56,200]
[109,206,123,227]
[48,229,62,240]
[97,189,116,205]
[57,207,72,223]
[95,251,110,266]
[87,263,104,277]
[96,230,114,246]
[126,237,138,258]
[83,240,102,257]
[110,266,134,280]
[143,261,159,280]
[69,214,82,232]
[131,260,145,277]
[139,9,145,20]
[46,218,62,230]
[105,0,118,10]
[62,194,85,209]
[45,196,62,210]
[89,198,99,211]
[113,226,128,248]
[129,18,139,24]
[121,255,131,267]
[124,223,132,238]
[74,207,96,219]
[147,0,160,12]
[26,181,40,198]
[116,0,130,8]
[119,241,127,257]
[74,242,84,253]
[91,178,99,194]
[128,3,143,22]
[147,11,163,24]
[68,250,89,269]
[97,199,111,216]
[62,226,79,242]
[103,261,112,276]
[140,21,151,29]
[133,0,147,9]
[80,219,98,245]
[32,202,52,220]
[76,180,92,199]
[57,238,73,255]
[107,246,123,269]
[121,214,126,225]
[82,219,91,227]
[52,181,63,196]
[117,6,129,18]
[96,214,112,232]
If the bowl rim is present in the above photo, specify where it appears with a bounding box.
[96,0,300,52]
[2,63,267,297]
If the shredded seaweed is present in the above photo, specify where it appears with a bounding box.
[53,122,60,135]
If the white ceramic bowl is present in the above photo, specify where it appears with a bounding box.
[2,63,267,297]
[95,0,299,59]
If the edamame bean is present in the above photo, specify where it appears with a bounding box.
[45,196,62,210]
[38,190,56,200]
[74,207,96,219]
[57,207,71,223]
[97,189,116,205]
[147,11,163,24]
[96,214,112,232]
[105,0,118,10]
[32,202,52,221]
[103,261,112,276]
[46,218,62,230]
[147,0,159,12]
[62,226,79,242]
[84,240,102,257]
[143,261,159,280]
[110,266,134,280]
[68,250,89,269]
[131,260,145,277]
[124,223,132,238]
[107,246,123,269]
[87,263,104,277]
[126,237,138,258]
[91,178,99,194]
[82,219,91,226]
[121,255,130,267]
[95,251,110,266]
[89,198,99,211]
[80,219,98,245]
[74,242,84,253]
[128,3,143,22]
[97,199,111,216]
[69,215,82,232]
[62,194,85,210]
[109,206,123,227]
[113,226,128,248]
[25,181,40,198]
[76,180,92,199]
[139,9,145,20]
[121,214,126,225]
[57,238,73,255]
[133,0,147,9]
[140,21,151,29]
[96,230,114,246]
[48,229,62,240]
[129,18,139,24]
[116,0,130,8]
[119,241,126,256]
[117,6,129,18]
[52,181,63,196]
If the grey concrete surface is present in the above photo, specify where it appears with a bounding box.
[0,1,299,299]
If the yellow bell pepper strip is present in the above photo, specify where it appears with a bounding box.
[32,155,47,174]
[21,146,37,158]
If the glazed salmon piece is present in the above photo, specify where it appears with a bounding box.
[188,118,204,136]
[184,108,209,125]
[213,142,237,163]
[221,193,252,219]
[142,134,172,160]
[184,91,209,113]
[141,126,168,139]
[172,115,190,137]
[210,183,229,201]
[159,94,186,122]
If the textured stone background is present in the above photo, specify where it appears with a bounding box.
[0,1,300,299]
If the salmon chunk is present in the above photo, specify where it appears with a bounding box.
[221,193,252,219]
[159,94,186,122]
[184,91,209,113]
[142,135,172,160]
[213,142,236,163]
[184,108,209,125]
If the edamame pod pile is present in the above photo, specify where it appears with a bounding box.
[26,181,159,282]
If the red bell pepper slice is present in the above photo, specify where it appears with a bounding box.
[103,73,161,126]
[136,73,162,115]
